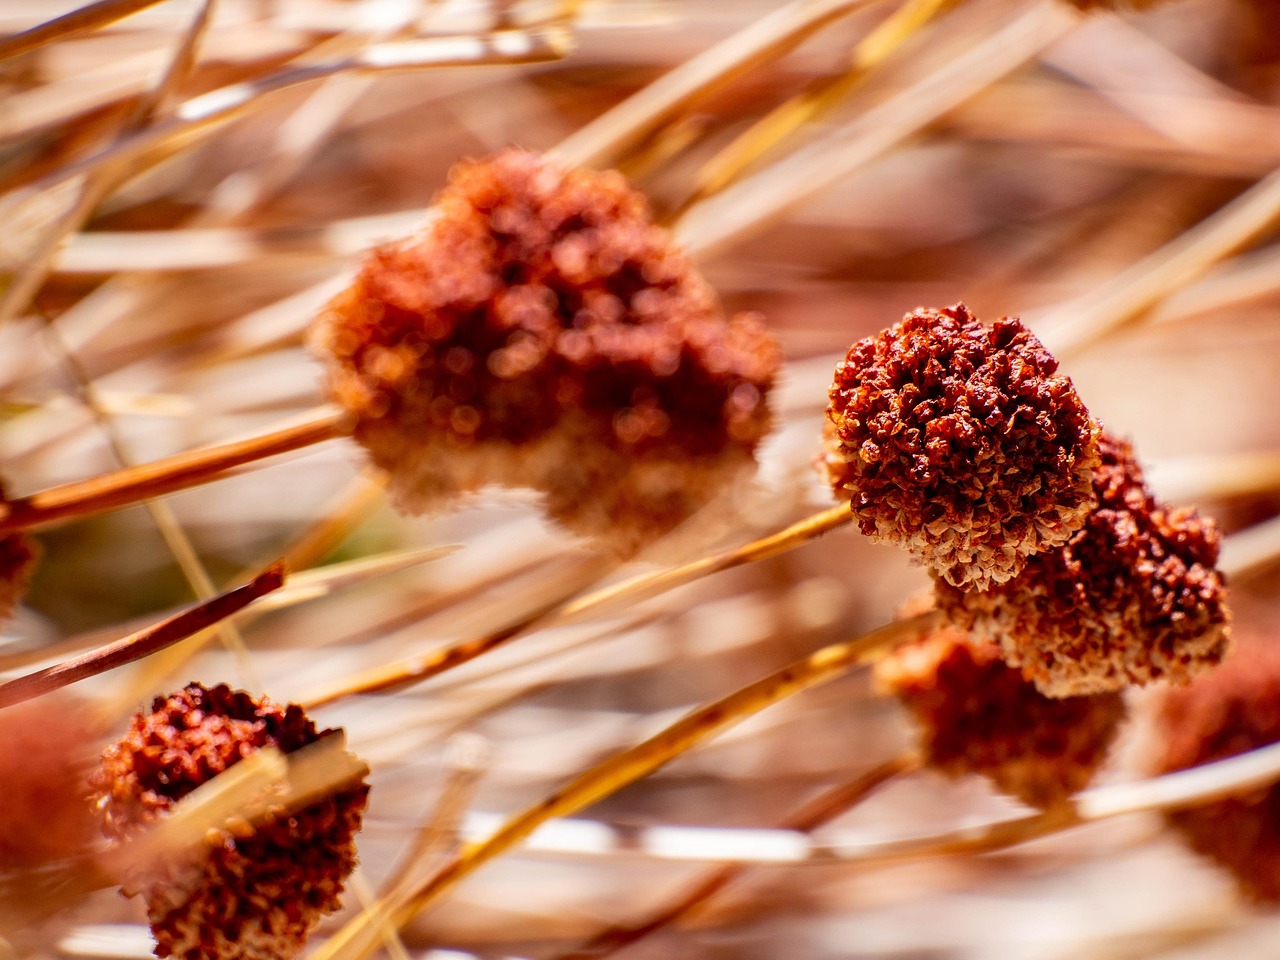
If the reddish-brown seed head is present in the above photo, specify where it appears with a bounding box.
[824,303,1100,589]
[936,433,1231,697]
[315,148,780,557]
[1151,637,1280,901]
[0,692,98,870]
[94,684,368,960]
[875,618,1124,809]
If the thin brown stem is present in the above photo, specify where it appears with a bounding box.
[0,563,286,710]
[0,412,344,535]
[300,504,852,708]
[555,753,921,960]
[390,611,938,926]
[0,0,168,61]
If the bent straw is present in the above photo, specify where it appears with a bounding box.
[388,611,938,931]
[0,412,343,535]
[310,611,938,960]
[553,752,922,960]
[0,562,285,710]
[299,503,852,708]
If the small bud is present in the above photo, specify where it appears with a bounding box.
[314,148,780,557]
[824,303,1100,589]
[93,684,368,960]
[936,433,1231,697]
[876,614,1124,809]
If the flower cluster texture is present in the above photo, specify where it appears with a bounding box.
[875,618,1124,809]
[936,433,1231,697]
[315,148,780,556]
[824,303,1100,589]
[94,684,368,960]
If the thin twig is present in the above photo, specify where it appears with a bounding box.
[388,611,938,926]
[555,753,922,960]
[0,0,168,60]
[0,563,285,710]
[0,411,344,535]
[300,504,851,708]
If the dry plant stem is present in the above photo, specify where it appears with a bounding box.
[0,411,344,535]
[301,505,852,708]
[1040,162,1280,358]
[551,0,877,169]
[311,738,490,960]
[673,0,1079,259]
[0,0,215,329]
[690,0,953,205]
[842,740,1280,869]
[10,29,572,207]
[390,611,940,927]
[0,563,285,710]
[556,753,922,960]
[0,0,168,60]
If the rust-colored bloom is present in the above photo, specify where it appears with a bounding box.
[936,433,1231,697]
[875,618,1124,809]
[0,481,37,626]
[824,303,1100,589]
[1151,638,1280,901]
[94,684,368,960]
[0,692,97,870]
[315,148,780,557]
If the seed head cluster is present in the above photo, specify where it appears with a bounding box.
[93,683,368,960]
[875,617,1124,809]
[824,303,1100,589]
[936,433,1231,697]
[316,148,780,557]
[1151,638,1280,901]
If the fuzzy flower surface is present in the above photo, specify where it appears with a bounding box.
[875,619,1124,809]
[315,147,780,557]
[824,303,1100,589]
[936,433,1231,697]
[94,684,368,960]
[1152,638,1280,901]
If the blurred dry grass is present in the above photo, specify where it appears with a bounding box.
[4,0,1280,958]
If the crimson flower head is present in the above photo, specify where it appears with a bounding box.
[314,148,780,557]
[94,683,368,960]
[875,614,1124,809]
[936,433,1231,697]
[1151,637,1280,902]
[824,303,1100,589]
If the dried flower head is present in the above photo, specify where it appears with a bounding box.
[94,683,369,960]
[824,303,1100,589]
[875,613,1124,809]
[1151,638,1280,901]
[315,147,780,557]
[0,481,38,625]
[0,692,97,870]
[936,433,1231,697]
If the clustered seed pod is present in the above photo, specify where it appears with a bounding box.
[1151,637,1280,901]
[0,692,97,870]
[315,148,780,557]
[875,615,1125,809]
[824,303,1100,590]
[0,480,38,626]
[936,433,1231,698]
[93,684,368,960]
